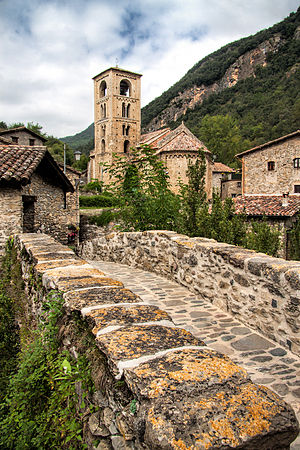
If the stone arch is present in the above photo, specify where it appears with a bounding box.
[99,80,107,97]
[120,79,130,97]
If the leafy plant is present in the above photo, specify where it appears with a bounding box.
[103,144,181,231]
[244,218,281,257]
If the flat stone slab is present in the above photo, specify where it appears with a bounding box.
[125,348,249,399]
[86,304,172,335]
[64,287,139,310]
[35,259,86,272]
[96,325,204,374]
[44,264,105,279]
[144,383,299,449]
[231,334,275,351]
[55,276,123,291]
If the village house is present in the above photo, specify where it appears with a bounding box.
[211,162,242,199]
[88,67,213,198]
[0,144,79,254]
[0,126,47,147]
[235,130,300,258]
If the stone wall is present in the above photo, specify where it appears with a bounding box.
[0,188,22,253]
[7,129,45,146]
[22,172,78,244]
[79,230,300,357]
[9,233,299,449]
[241,135,300,194]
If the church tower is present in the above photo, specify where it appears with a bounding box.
[88,67,142,184]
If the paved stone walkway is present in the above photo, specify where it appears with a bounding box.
[89,260,300,448]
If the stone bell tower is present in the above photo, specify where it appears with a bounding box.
[88,67,142,184]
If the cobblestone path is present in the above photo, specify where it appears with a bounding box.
[89,260,300,448]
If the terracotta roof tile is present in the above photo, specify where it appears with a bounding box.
[213,162,235,173]
[0,145,74,192]
[233,195,300,217]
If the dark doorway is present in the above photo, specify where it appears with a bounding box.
[22,195,36,232]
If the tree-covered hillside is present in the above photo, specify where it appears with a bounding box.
[141,8,300,141]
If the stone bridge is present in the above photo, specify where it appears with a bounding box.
[9,232,300,449]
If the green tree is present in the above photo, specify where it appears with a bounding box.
[179,150,207,236]
[245,219,281,257]
[198,114,250,167]
[103,145,181,231]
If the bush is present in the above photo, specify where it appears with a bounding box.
[245,219,281,257]
[79,194,119,208]
[81,180,103,193]
[88,209,118,227]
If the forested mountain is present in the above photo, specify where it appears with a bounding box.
[60,8,300,166]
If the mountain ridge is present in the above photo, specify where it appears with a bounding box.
[61,8,300,158]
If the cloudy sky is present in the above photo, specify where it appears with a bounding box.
[0,0,298,138]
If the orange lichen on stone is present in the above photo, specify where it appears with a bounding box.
[175,239,195,248]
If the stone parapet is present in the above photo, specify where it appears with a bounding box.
[9,233,299,449]
[79,230,300,357]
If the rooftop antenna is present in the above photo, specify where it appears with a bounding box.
[115,58,119,68]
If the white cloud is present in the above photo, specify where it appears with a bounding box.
[0,0,298,137]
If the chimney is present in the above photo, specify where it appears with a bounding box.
[282,192,289,207]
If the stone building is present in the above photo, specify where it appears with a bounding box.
[0,144,79,253]
[0,126,47,147]
[88,67,213,197]
[211,162,242,199]
[236,130,300,195]
[88,67,142,184]
[141,123,212,196]
[234,195,300,259]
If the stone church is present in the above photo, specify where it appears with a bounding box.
[88,67,213,198]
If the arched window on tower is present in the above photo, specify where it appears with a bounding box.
[99,80,107,97]
[122,102,126,117]
[101,139,105,153]
[103,103,106,118]
[122,124,126,136]
[124,140,130,153]
[126,125,130,136]
[101,125,106,137]
[126,104,130,118]
[120,80,130,96]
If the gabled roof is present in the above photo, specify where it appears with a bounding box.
[0,145,74,192]
[236,130,300,158]
[141,123,210,155]
[233,195,300,217]
[212,162,235,173]
[0,126,47,143]
[140,128,171,146]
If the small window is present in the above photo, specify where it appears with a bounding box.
[126,104,130,118]
[125,125,130,136]
[122,124,125,136]
[294,185,300,193]
[11,136,18,143]
[101,139,105,153]
[268,161,275,171]
[124,140,130,153]
[237,181,241,188]
[231,193,237,198]
[120,80,130,96]
[101,103,107,118]
[293,158,300,169]
[29,139,35,146]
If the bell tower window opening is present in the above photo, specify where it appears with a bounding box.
[100,80,107,97]
[101,139,105,153]
[124,140,130,153]
[122,102,126,117]
[120,80,130,96]
[101,125,106,137]
[126,104,130,118]
[122,124,125,136]
[126,125,130,136]
[101,103,107,118]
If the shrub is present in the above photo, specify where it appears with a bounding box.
[88,209,118,227]
[79,194,118,208]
